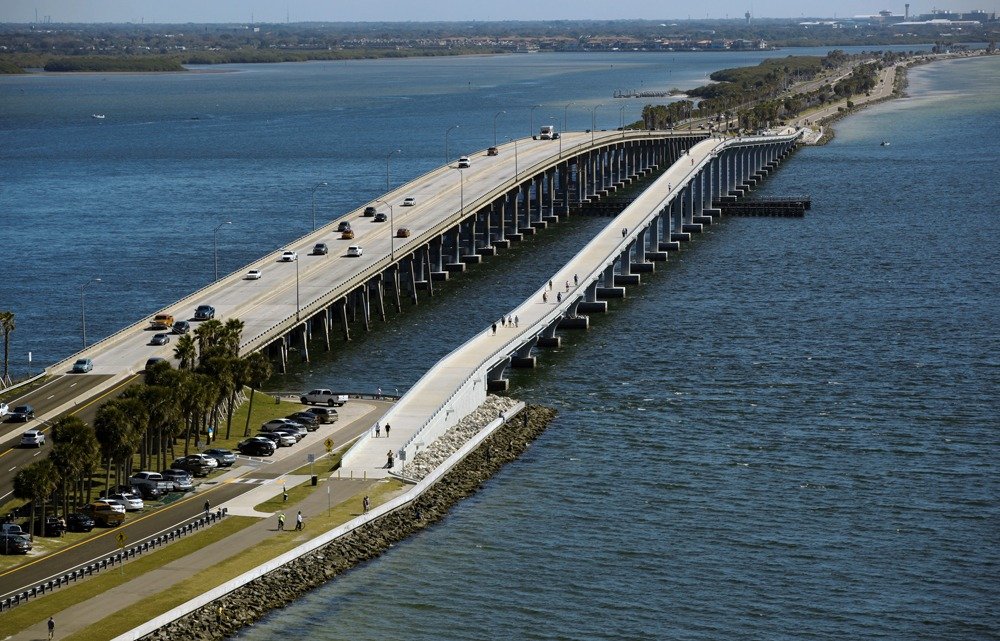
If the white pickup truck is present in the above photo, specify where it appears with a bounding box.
[300,389,348,407]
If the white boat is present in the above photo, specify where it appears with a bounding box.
[880,140,890,146]
[92,114,105,119]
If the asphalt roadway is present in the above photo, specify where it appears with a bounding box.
[0,398,387,601]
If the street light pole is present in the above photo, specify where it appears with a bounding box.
[310,181,327,231]
[80,277,101,349]
[619,104,627,138]
[376,198,396,260]
[591,104,603,145]
[564,102,573,133]
[506,137,519,181]
[445,125,459,165]
[529,104,541,137]
[493,110,505,147]
[213,220,232,282]
[295,254,300,321]
[386,149,401,192]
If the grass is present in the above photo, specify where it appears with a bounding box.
[65,480,405,641]
[0,375,50,404]
[0,516,256,638]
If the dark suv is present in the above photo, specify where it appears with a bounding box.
[238,438,275,457]
[9,405,34,422]
[194,304,216,320]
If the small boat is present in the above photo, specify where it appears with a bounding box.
[880,140,890,146]
[92,114,105,119]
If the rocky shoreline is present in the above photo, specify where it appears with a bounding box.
[141,403,557,641]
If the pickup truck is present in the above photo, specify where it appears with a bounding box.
[149,313,174,330]
[129,471,172,496]
[82,502,126,527]
[300,389,348,407]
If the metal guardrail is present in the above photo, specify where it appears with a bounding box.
[0,508,228,612]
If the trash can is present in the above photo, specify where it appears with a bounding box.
[311,475,318,487]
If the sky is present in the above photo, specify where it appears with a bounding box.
[0,0,991,23]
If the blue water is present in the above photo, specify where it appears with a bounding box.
[2,49,998,639]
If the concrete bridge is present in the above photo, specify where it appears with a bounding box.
[338,130,802,478]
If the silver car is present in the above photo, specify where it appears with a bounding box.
[107,493,144,512]
[160,469,195,492]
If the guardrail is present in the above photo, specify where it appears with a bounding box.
[0,372,47,397]
[0,508,228,612]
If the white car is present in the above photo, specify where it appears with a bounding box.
[107,493,144,512]
[20,429,45,447]
[246,269,262,280]
[280,251,298,262]
[457,156,470,168]
[0,403,8,417]
[402,197,416,206]
[346,245,363,257]
[95,499,126,514]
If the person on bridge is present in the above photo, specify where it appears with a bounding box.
[385,423,391,438]
[375,422,381,438]
[277,513,285,531]
[514,315,519,327]
[492,322,497,335]
[622,227,628,237]
[542,292,548,303]
[386,450,395,469]
[204,500,210,515]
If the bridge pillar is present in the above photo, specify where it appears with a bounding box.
[299,322,310,363]
[445,226,465,272]
[511,339,537,368]
[338,297,350,342]
[670,195,691,243]
[537,317,562,348]
[558,299,589,329]
[597,264,625,298]
[323,307,332,351]
[277,336,288,373]
[579,279,607,312]
[487,358,511,392]
[360,285,371,331]
[494,198,510,247]
[561,161,572,216]
[616,244,641,285]
[543,169,557,222]
[462,216,482,264]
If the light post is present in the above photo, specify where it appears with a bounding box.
[529,104,541,137]
[80,277,101,349]
[506,137,519,181]
[591,104,603,144]
[213,220,232,282]
[310,181,327,231]
[295,254,300,321]
[376,198,396,260]
[563,102,573,133]
[493,110,505,147]
[445,125,459,165]
[619,104,627,138]
[386,149,401,192]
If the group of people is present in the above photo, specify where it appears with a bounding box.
[491,315,520,334]
[276,511,304,531]
[373,422,391,438]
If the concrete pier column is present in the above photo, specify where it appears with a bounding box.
[558,299,589,329]
[615,244,641,285]
[323,307,332,351]
[537,317,562,348]
[337,297,350,342]
[579,280,608,312]
[669,195,690,243]
[511,339,537,368]
[299,322,310,363]
[360,285,371,331]
[562,162,572,215]
[446,226,465,272]
[462,215,482,264]
[487,358,511,392]
[391,267,402,313]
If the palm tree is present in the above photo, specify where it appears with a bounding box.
[50,416,99,515]
[173,334,197,371]
[0,310,15,383]
[201,357,235,445]
[221,318,245,358]
[242,351,273,437]
[13,459,59,541]
[94,400,140,488]
[226,356,250,439]
[193,319,224,364]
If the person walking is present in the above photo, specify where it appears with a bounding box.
[514,315,519,327]
[384,423,391,438]
[386,450,395,469]
[48,617,55,640]
[622,227,627,237]
[548,279,553,290]
[507,315,513,326]
[295,511,303,531]
[542,292,548,303]
[556,292,562,303]
[277,513,285,531]
[374,422,381,438]
[565,281,570,292]
[363,495,370,513]
[573,274,578,286]
[203,499,210,516]
[500,316,506,327]
[492,322,497,335]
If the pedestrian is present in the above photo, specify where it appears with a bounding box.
[203,499,210,516]
[565,281,570,292]
[363,495,370,513]
[574,274,578,286]
[282,485,288,502]
[295,511,303,531]
[492,322,497,335]
[507,315,513,326]
[557,292,562,303]
[384,423,391,438]
[622,227,627,237]
[377,386,382,398]
[542,292,548,303]
[514,315,519,327]
[548,279,553,290]
[277,513,285,531]
[499,410,505,424]
[668,182,672,190]
[48,617,55,640]
[386,450,394,469]
[500,316,506,327]
[375,422,381,438]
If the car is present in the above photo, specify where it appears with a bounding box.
[0,402,8,417]
[172,320,191,334]
[312,243,329,255]
[346,245,363,257]
[130,471,171,495]
[203,448,237,467]
[402,197,416,206]
[0,533,32,555]
[246,269,263,280]
[106,493,144,512]
[457,155,470,168]
[257,431,296,447]
[72,358,94,373]
[238,437,276,457]
[337,221,352,232]
[149,313,174,330]
[194,304,216,320]
[20,429,45,447]
[94,499,126,514]
[160,469,195,492]
[487,146,499,156]
[9,405,34,422]
[396,227,411,238]
[363,206,377,217]
[280,251,298,262]
[261,418,301,433]
[171,454,218,477]
[1,523,26,536]
[373,212,388,223]
[340,229,355,239]
[277,420,310,437]
[150,333,170,346]
[307,407,338,424]
[271,427,305,442]
[145,357,168,371]
[300,389,348,406]
[65,512,95,532]
[82,502,125,527]
[33,516,67,537]
[287,412,320,430]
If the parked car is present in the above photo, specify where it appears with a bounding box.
[106,493,144,512]
[312,243,329,256]
[130,471,171,496]
[373,212,388,223]
[203,448,237,467]
[396,227,411,238]
[340,229,355,239]
[171,454,218,477]
[20,429,45,447]
[276,422,309,438]
[65,513,95,532]
[363,206,377,217]
[457,155,470,168]
[238,437,275,457]
[246,269,263,280]
[402,197,416,206]
[307,407,338,424]
[271,427,305,443]
[300,390,348,406]
[97,499,127,514]
[337,221,352,233]
[287,412,320,430]
[150,333,170,346]
[280,250,297,262]
[0,533,32,555]
[257,431,296,447]
[1,523,26,536]
[160,469,195,492]
[82,502,126,527]
[194,304,216,320]
[346,245,363,257]
[9,404,34,422]
[261,418,300,433]
[33,516,67,537]
[172,320,191,334]
[72,358,94,373]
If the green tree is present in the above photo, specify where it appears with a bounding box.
[193,319,224,364]
[94,400,141,488]
[0,310,15,382]
[242,351,273,437]
[172,334,197,371]
[50,415,100,514]
[13,459,59,540]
